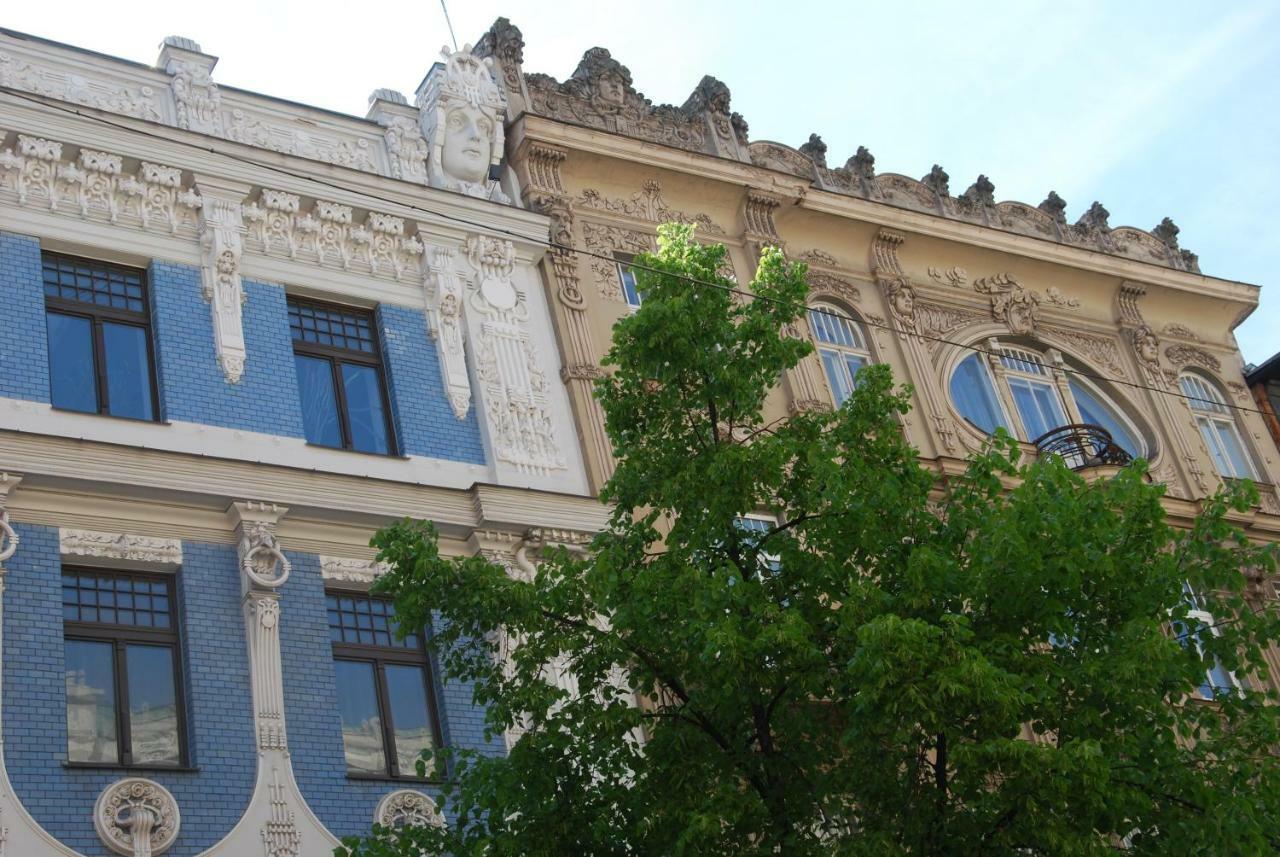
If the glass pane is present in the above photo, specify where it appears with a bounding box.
[341,363,391,455]
[820,348,852,406]
[843,354,866,389]
[334,660,386,774]
[1069,380,1140,457]
[385,664,436,777]
[65,640,118,763]
[102,322,155,421]
[125,644,180,765]
[295,354,343,448]
[618,264,642,307]
[949,354,1008,434]
[1212,420,1253,480]
[1197,418,1233,478]
[47,312,98,413]
[1010,378,1064,440]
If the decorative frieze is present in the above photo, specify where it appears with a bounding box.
[374,790,444,830]
[0,47,165,122]
[0,134,203,235]
[242,190,425,282]
[319,556,391,584]
[575,180,725,235]
[94,778,180,857]
[1165,344,1221,373]
[59,528,182,568]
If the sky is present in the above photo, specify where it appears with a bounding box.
[5,0,1278,365]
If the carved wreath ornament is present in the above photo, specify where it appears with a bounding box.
[94,778,180,856]
[0,511,17,563]
[375,790,445,830]
[240,521,291,588]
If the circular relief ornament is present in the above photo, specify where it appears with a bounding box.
[94,777,180,856]
[375,789,445,830]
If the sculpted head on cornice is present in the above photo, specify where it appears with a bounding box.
[417,45,510,203]
[568,47,638,114]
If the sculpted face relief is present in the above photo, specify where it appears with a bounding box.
[441,105,493,185]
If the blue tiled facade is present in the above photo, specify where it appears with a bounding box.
[0,231,488,469]
[377,303,485,464]
[149,261,307,437]
[0,231,50,402]
[3,525,256,856]
[282,550,503,837]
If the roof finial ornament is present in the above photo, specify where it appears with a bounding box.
[1038,191,1067,223]
[961,175,996,208]
[799,133,827,169]
[1152,217,1180,249]
[1075,201,1111,232]
[848,146,875,181]
[921,164,950,197]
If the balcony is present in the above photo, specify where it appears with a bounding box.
[1032,424,1134,472]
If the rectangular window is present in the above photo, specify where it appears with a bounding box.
[62,569,185,767]
[288,298,394,455]
[733,515,780,575]
[1175,585,1242,700]
[327,591,441,779]
[616,255,642,309]
[42,253,158,421]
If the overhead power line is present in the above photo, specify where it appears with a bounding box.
[0,86,1271,420]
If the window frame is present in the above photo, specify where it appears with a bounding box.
[42,252,161,422]
[807,303,872,408]
[615,253,642,310]
[1179,373,1258,480]
[327,590,445,781]
[288,297,397,455]
[62,566,189,769]
[1176,585,1245,701]
[949,339,1148,458]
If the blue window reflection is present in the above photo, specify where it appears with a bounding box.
[47,312,98,413]
[103,322,154,420]
[295,354,343,448]
[342,363,391,454]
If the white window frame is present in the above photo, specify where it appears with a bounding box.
[1178,373,1258,480]
[616,255,642,311]
[733,514,780,576]
[807,304,871,407]
[1177,584,1244,700]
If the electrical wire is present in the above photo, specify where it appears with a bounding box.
[0,85,1272,420]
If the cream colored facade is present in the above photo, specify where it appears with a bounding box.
[476,19,1280,541]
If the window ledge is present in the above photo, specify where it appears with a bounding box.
[51,405,169,427]
[346,773,442,785]
[63,762,198,773]
[304,442,408,461]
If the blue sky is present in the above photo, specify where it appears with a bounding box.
[8,0,1277,364]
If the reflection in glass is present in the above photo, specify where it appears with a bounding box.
[1007,377,1065,440]
[385,664,435,777]
[950,354,1008,434]
[335,659,385,774]
[126,644,180,765]
[65,640,118,763]
[47,312,98,413]
[295,354,342,448]
[103,322,154,420]
[341,363,390,454]
[1069,380,1140,457]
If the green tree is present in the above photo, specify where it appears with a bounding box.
[340,225,1280,856]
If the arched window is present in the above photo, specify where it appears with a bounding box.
[808,305,870,407]
[949,340,1147,458]
[1179,374,1256,479]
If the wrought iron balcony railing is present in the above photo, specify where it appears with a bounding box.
[1032,423,1134,471]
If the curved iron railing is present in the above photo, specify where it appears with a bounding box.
[1032,423,1134,470]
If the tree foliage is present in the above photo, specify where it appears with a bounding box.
[339,225,1280,856]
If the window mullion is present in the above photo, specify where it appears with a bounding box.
[115,639,132,766]
[329,358,354,450]
[376,660,399,777]
[92,318,111,415]
[986,345,1028,441]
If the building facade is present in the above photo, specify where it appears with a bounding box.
[0,30,604,856]
[1,17,1279,856]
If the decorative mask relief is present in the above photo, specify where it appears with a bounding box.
[464,235,565,474]
[417,46,510,203]
[198,193,248,383]
[94,778,180,857]
[240,520,291,589]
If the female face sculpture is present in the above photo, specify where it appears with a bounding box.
[441,105,493,185]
